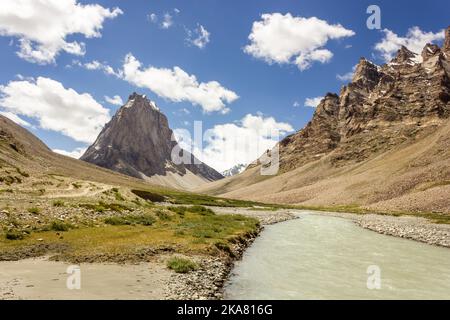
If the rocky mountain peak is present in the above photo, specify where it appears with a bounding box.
[123,92,159,111]
[443,26,450,53]
[391,45,417,64]
[352,58,380,84]
[421,43,441,62]
[81,93,222,186]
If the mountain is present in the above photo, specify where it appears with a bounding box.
[0,114,155,190]
[81,93,223,189]
[222,164,247,177]
[197,26,450,214]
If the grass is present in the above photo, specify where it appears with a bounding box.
[49,221,73,232]
[131,189,166,202]
[27,207,40,214]
[104,214,156,226]
[5,230,25,240]
[79,201,131,213]
[0,208,260,261]
[294,204,450,224]
[167,257,198,273]
[52,200,65,207]
[167,205,215,216]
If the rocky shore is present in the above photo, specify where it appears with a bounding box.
[312,211,450,248]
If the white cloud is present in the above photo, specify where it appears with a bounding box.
[0,0,122,64]
[175,114,294,172]
[304,96,323,108]
[174,8,181,14]
[161,13,173,29]
[0,77,110,143]
[53,147,86,159]
[0,111,31,127]
[148,13,158,23]
[375,27,445,62]
[73,59,122,77]
[122,53,238,113]
[293,101,300,107]
[104,95,123,106]
[244,13,355,70]
[186,24,210,49]
[336,64,357,82]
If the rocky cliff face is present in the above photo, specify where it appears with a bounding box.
[277,26,450,172]
[81,93,223,184]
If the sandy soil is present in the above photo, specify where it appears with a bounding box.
[0,257,170,300]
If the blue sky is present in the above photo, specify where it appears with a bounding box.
[0,0,449,171]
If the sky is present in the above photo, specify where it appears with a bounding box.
[0,0,449,172]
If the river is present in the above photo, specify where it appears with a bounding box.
[224,213,450,300]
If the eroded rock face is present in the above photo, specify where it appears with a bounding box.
[81,93,223,182]
[277,27,450,172]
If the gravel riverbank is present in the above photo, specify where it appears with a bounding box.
[310,211,450,248]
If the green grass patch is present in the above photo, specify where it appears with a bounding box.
[131,189,166,202]
[5,229,26,240]
[52,200,65,207]
[49,221,73,232]
[104,214,156,226]
[27,207,40,214]
[0,208,259,261]
[79,202,131,213]
[167,257,199,273]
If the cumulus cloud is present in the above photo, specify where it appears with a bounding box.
[0,0,122,64]
[186,24,210,49]
[175,114,294,172]
[148,13,158,23]
[0,77,110,143]
[244,13,355,70]
[161,13,173,29]
[53,147,86,159]
[72,59,122,77]
[121,53,238,113]
[336,65,357,82]
[375,27,445,62]
[0,110,31,127]
[104,95,123,106]
[304,96,323,108]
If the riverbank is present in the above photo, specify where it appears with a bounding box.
[0,207,296,300]
[165,208,297,299]
[1,207,448,300]
[311,211,450,248]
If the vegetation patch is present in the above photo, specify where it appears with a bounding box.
[104,214,156,226]
[131,189,166,202]
[27,207,40,214]
[49,221,73,232]
[79,202,131,213]
[5,229,26,240]
[52,200,65,207]
[167,257,199,273]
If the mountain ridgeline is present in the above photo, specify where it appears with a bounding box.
[198,26,450,214]
[81,93,223,189]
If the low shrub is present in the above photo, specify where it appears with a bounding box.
[131,190,165,202]
[167,257,198,273]
[104,214,156,226]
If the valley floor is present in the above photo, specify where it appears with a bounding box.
[1,205,449,300]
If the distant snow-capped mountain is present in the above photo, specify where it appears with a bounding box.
[222,163,246,177]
